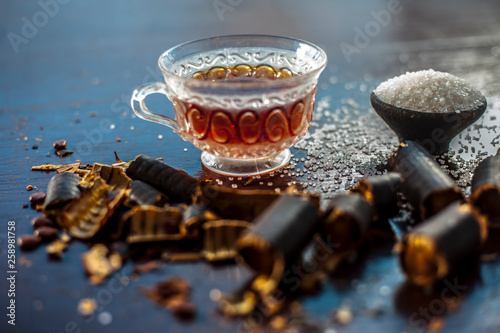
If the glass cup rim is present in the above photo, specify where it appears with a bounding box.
[158,34,327,90]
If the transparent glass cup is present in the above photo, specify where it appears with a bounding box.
[131,35,327,177]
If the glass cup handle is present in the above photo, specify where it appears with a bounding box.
[130,82,179,132]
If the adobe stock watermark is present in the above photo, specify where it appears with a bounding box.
[213,0,244,22]
[406,277,467,333]
[340,0,407,63]
[7,0,72,54]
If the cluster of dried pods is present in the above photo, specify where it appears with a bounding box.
[22,142,500,325]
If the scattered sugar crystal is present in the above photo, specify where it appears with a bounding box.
[98,312,112,325]
[373,69,484,113]
[295,96,398,206]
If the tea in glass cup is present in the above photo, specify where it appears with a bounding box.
[131,35,327,176]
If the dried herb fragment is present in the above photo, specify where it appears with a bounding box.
[77,298,98,316]
[81,244,122,285]
[56,163,81,174]
[31,164,63,171]
[46,239,68,258]
[55,149,74,157]
[91,163,131,191]
[143,277,196,320]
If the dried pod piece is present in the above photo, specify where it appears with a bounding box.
[58,177,127,239]
[396,203,487,286]
[128,180,168,206]
[81,244,122,285]
[126,155,199,204]
[202,220,251,262]
[199,182,319,222]
[235,195,320,298]
[183,203,219,230]
[43,172,82,211]
[392,141,464,220]
[470,153,500,227]
[321,193,375,252]
[123,206,190,243]
[351,172,400,221]
[91,163,131,191]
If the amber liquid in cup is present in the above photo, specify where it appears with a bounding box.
[173,64,316,160]
[131,35,327,176]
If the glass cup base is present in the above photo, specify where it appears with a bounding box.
[201,149,291,177]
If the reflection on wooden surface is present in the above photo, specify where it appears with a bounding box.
[2,0,500,332]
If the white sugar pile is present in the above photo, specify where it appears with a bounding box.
[374,69,484,113]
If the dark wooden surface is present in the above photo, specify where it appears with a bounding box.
[1,1,500,332]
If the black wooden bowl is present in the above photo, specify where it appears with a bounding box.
[370,92,487,154]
